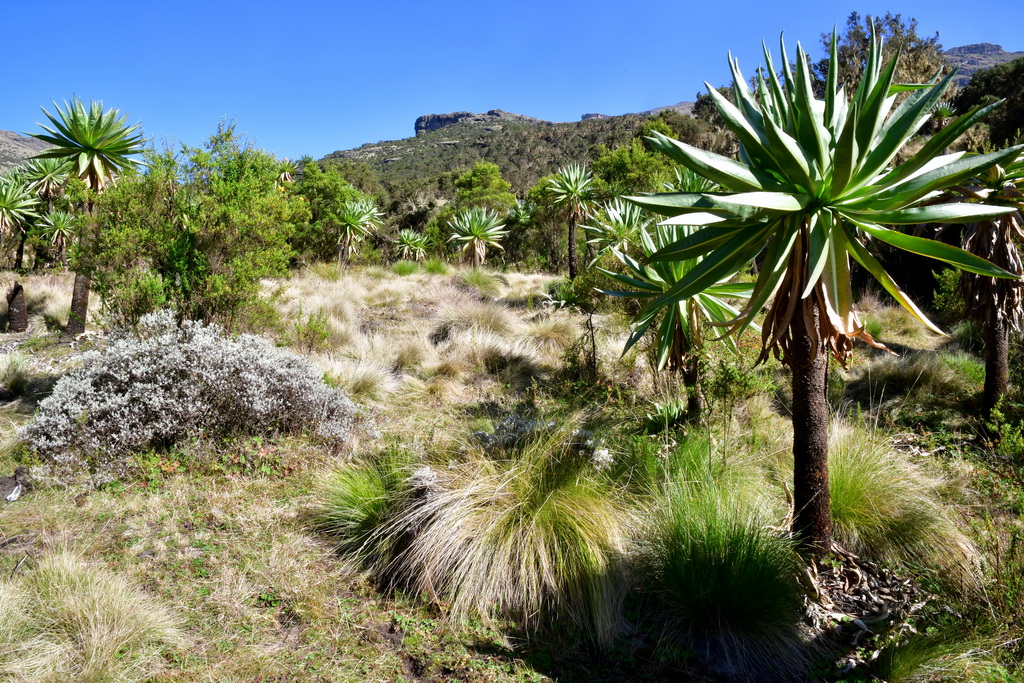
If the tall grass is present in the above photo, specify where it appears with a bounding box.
[0,551,184,681]
[457,268,506,298]
[828,422,978,585]
[312,450,412,574]
[642,485,806,675]
[316,416,633,645]
[394,419,633,644]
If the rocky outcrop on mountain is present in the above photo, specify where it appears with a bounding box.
[0,130,49,173]
[414,109,547,136]
[944,43,1024,87]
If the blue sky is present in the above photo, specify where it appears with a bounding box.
[5,1,1022,161]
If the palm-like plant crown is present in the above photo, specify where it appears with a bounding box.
[394,229,430,261]
[583,198,652,262]
[337,197,383,256]
[630,30,1022,366]
[549,163,595,220]
[22,158,69,207]
[600,224,754,370]
[0,176,40,239]
[447,207,509,267]
[31,96,144,192]
[39,210,79,262]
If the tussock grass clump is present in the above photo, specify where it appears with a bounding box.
[522,314,578,355]
[391,260,420,276]
[457,267,506,298]
[432,299,518,341]
[1,354,30,396]
[844,350,979,414]
[828,422,978,583]
[315,417,632,645]
[396,420,633,644]
[321,357,398,403]
[308,262,342,281]
[643,486,806,675]
[856,294,934,347]
[0,551,184,682]
[312,450,412,574]
[867,631,996,682]
[423,258,450,275]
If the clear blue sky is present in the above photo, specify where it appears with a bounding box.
[5,0,1022,161]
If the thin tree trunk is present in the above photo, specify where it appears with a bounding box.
[567,217,578,280]
[681,355,703,422]
[66,272,90,336]
[789,298,832,556]
[14,232,27,270]
[984,306,1010,419]
[6,282,27,333]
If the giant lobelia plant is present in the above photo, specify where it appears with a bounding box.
[628,30,1022,553]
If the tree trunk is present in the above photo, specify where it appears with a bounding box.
[789,298,832,556]
[681,355,703,422]
[984,306,1010,419]
[66,272,90,336]
[6,282,28,333]
[567,217,578,280]
[14,232,27,270]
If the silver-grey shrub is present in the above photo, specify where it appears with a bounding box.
[21,310,359,482]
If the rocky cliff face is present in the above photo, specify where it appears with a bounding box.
[0,130,49,173]
[414,109,547,135]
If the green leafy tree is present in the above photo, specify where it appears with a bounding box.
[452,161,517,214]
[812,12,947,96]
[591,138,675,197]
[954,56,1024,148]
[294,160,365,261]
[630,32,1020,553]
[549,163,596,279]
[30,96,144,334]
[87,125,302,328]
[447,207,508,267]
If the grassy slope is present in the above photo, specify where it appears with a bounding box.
[1,267,1023,680]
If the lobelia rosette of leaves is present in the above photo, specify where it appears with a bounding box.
[629,31,1022,367]
[626,28,1021,552]
[447,206,509,267]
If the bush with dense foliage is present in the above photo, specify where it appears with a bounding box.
[84,124,304,329]
[20,311,360,483]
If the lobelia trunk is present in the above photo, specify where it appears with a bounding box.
[788,297,832,556]
[681,354,703,422]
[983,306,1010,419]
[66,272,90,336]
[6,282,28,333]
[567,216,578,280]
